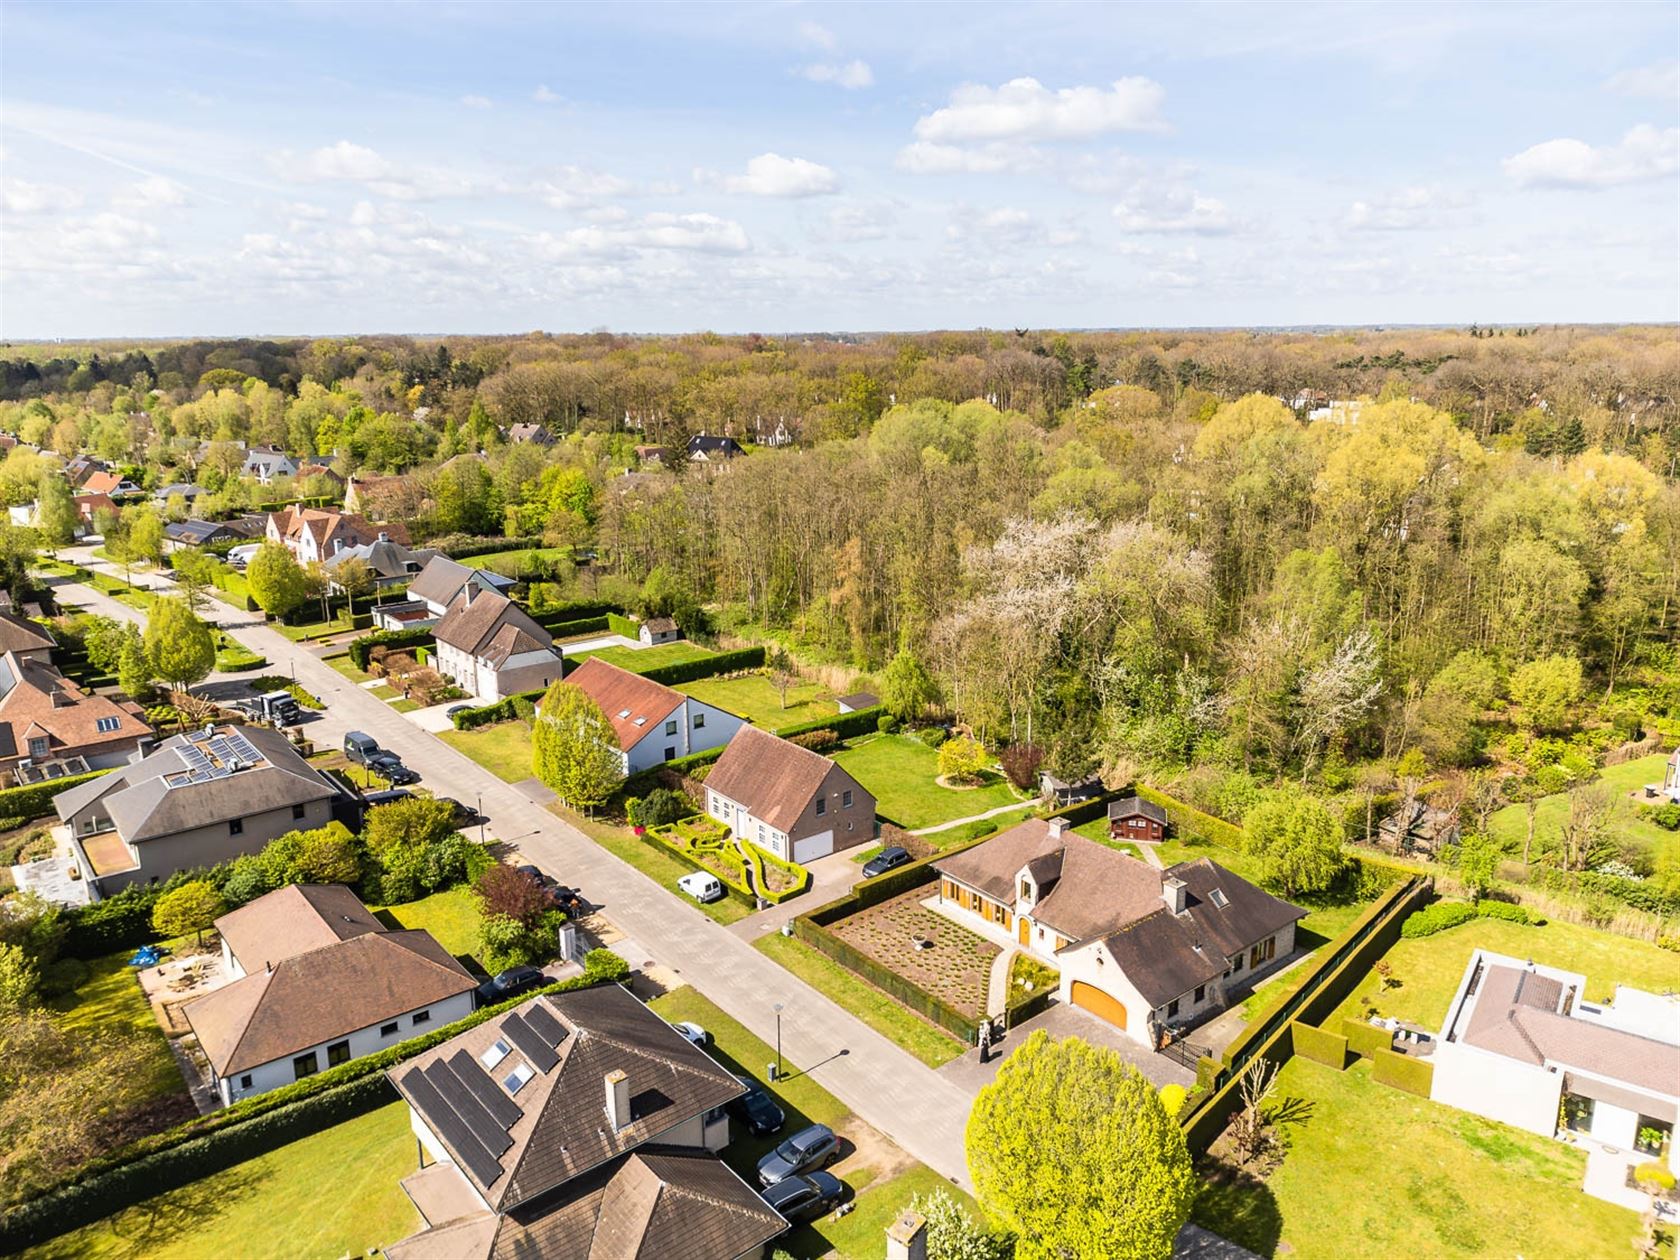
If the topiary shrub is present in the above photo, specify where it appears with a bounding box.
[1400,902,1477,938]
[1475,900,1537,925]
[877,713,900,734]
[788,729,839,752]
[915,725,950,749]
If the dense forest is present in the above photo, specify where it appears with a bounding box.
[1,325,1677,892]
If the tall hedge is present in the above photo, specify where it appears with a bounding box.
[1372,1047,1434,1097]
[539,615,610,639]
[0,769,110,823]
[607,612,640,639]
[434,533,545,559]
[1133,783,1245,849]
[774,704,887,741]
[348,627,433,670]
[1291,1020,1349,1069]
[1342,1017,1394,1060]
[637,646,766,685]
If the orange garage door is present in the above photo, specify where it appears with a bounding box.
[1070,981,1127,1031]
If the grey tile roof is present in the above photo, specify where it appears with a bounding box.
[1107,795,1168,825]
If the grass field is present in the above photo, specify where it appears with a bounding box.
[1192,1056,1642,1260]
[677,673,836,729]
[373,886,483,965]
[647,987,984,1258]
[324,652,374,683]
[834,735,1027,830]
[46,952,184,1106]
[454,546,570,576]
[1488,753,1677,862]
[753,932,968,1067]
[437,721,535,782]
[1325,912,1680,1031]
[29,1102,421,1260]
[567,641,715,673]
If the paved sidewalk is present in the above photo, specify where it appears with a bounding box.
[911,799,1036,837]
[985,945,1018,1019]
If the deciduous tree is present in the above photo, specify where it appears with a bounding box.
[534,681,625,812]
[882,647,938,722]
[144,596,214,694]
[937,735,986,785]
[151,880,227,945]
[246,541,308,620]
[1242,788,1345,897]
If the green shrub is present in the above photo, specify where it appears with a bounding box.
[0,770,111,826]
[626,788,691,829]
[1474,900,1537,925]
[1291,1020,1349,1069]
[1646,802,1680,831]
[34,956,89,999]
[636,647,766,686]
[773,706,886,741]
[1400,901,1478,938]
[1372,1047,1434,1097]
[607,612,640,639]
[787,729,839,752]
[347,628,432,671]
[1658,933,1680,954]
[0,814,29,834]
[914,725,948,748]
[878,713,900,734]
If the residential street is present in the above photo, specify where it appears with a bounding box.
[50,553,980,1189]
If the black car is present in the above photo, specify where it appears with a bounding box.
[761,1171,845,1224]
[476,964,545,1008]
[367,753,418,785]
[441,797,485,826]
[861,846,912,879]
[730,1074,786,1137]
[517,865,587,914]
[361,788,414,809]
[757,1123,840,1186]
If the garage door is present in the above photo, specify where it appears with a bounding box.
[793,830,834,863]
[1070,981,1127,1031]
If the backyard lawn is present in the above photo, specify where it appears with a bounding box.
[647,987,985,1258]
[1488,753,1677,861]
[754,932,967,1067]
[30,1102,421,1260]
[324,652,374,683]
[566,641,715,673]
[677,672,836,729]
[1192,1056,1643,1260]
[46,951,184,1106]
[373,886,483,965]
[834,735,1028,830]
[1325,912,1680,1031]
[437,721,535,782]
[454,546,570,576]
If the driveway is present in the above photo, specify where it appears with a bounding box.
[940,1001,1195,1095]
[726,847,863,943]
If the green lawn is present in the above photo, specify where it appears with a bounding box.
[373,886,483,965]
[565,810,752,925]
[1326,912,1680,1031]
[1488,753,1676,861]
[454,546,570,577]
[437,721,535,782]
[647,987,982,1259]
[567,641,715,673]
[29,1102,421,1259]
[324,652,374,683]
[833,735,1027,830]
[46,952,183,1106]
[678,673,836,729]
[272,613,357,642]
[753,932,967,1067]
[1192,1057,1642,1260]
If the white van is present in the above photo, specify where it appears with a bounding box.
[677,872,725,904]
[227,543,263,570]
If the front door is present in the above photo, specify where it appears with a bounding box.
[1018,916,1030,945]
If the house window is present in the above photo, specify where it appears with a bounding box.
[293,1051,319,1080]
[380,1022,399,1037]
[229,818,244,836]
[239,1073,253,1089]
[1194,984,1205,1003]
[815,797,826,817]
[1230,953,1244,973]
[327,1039,351,1067]
[1166,999,1180,1018]
[842,789,852,808]
[693,712,705,729]
[1251,937,1276,968]
[27,737,48,759]
[96,716,120,734]
[665,719,678,736]
[292,804,307,820]
[1020,879,1031,902]
[664,746,676,761]
[412,1010,430,1027]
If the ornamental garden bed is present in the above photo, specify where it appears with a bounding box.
[827,888,999,1021]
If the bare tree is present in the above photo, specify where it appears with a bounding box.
[1230,1058,1280,1165]
[1556,783,1614,872]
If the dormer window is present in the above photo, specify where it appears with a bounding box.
[28,737,49,759]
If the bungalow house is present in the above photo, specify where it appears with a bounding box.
[153,482,208,508]
[933,817,1304,1047]
[385,985,786,1260]
[703,724,875,864]
[1107,795,1169,844]
[185,883,476,1106]
[638,617,680,645]
[81,470,145,500]
[433,589,565,703]
[687,433,745,462]
[266,506,408,566]
[564,658,743,775]
[506,422,555,446]
[1038,770,1102,807]
[0,650,154,783]
[322,536,440,592]
[55,724,348,894]
[163,519,248,551]
[1431,950,1677,1168]
[243,445,299,484]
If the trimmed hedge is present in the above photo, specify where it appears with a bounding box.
[541,614,611,639]
[621,746,728,797]
[744,841,813,905]
[1400,899,1537,938]
[0,959,632,1250]
[435,533,546,559]
[795,913,980,1044]
[348,627,433,670]
[638,646,766,686]
[1342,1017,1395,1060]
[1372,1046,1434,1097]
[0,769,110,823]
[1134,783,1245,849]
[62,884,162,958]
[1291,1019,1349,1069]
[774,705,887,741]
[607,612,640,639]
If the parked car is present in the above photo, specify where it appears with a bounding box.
[677,872,724,904]
[670,1020,709,1047]
[446,704,474,719]
[367,752,418,785]
[761,1171,845,1224]
[476,964,545,1008]
[516,864,587,914]
[731,1074,786,1136]
[861,846,912,878]
[360,789,414,810]
[441,797,485,826]
[344,730,379,764]
[757,1123,840,1186]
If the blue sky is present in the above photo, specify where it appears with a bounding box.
[1,1,1676,337]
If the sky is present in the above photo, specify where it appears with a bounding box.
[1,0,1677,338]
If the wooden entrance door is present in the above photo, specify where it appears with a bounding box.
[1018,916,1030,945]
[1070,981,1127,1030]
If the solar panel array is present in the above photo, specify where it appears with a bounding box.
[403,1070,504,1188]
[167,730,266,789]
[522,1003,568,1048]
[502,1010,559,1072]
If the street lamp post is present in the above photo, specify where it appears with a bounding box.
[772,1002,784,1081]
[477,793,486,846]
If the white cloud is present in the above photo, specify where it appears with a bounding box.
[460,94,492,109]
[531,212,751,260]
[532,85,562,104]
[1345,185,1469,231]
[1,178,84,214]
[1113,187,1235,234]
[114,175,188,210]
[946,206,1037,244]
[532,167,637,210]
[709,153,840,197]
[824,201,898,242]
[895,140,1040,175]
[1503,125,1680,187]
[802,60,873,89]
[1605,60,1680,100]
[799,20,836,50]
[913,76,1166,143]
[282,140,487,200]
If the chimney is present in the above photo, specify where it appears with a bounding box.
[1162,876,1187,915]
[605,1069,630,1132]
[377,531,389,543]
[1046,817,1067,840]
[885,1210,928,1260]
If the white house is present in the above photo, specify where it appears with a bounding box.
[1430,949,1677,1164]
[384,985,786,1260]
[933,817,1303,1047]
[703,724,875,864]
[432,589,565,703]
[1647,749,1680,805]
[407,556,517,619]
[243,445,299,484]
[183,884,476,1105]
[564,657,742,774]
[266,505,404,566]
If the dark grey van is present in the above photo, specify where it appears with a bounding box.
[344,731,380,764]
